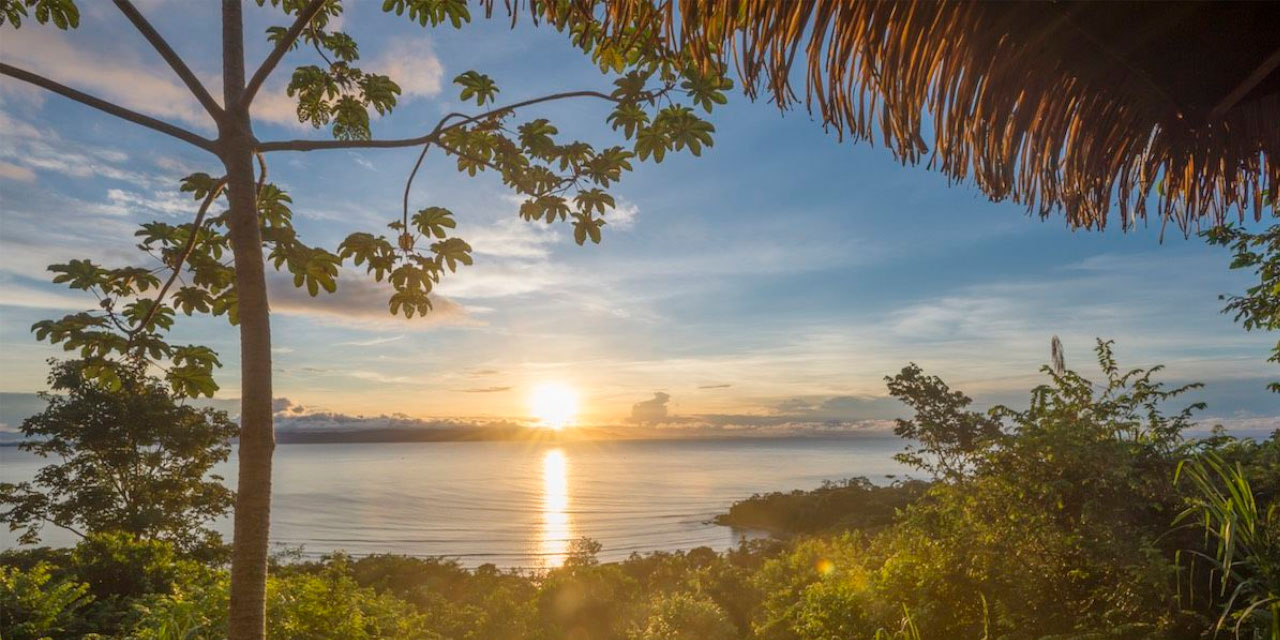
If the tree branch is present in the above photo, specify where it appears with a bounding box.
[130,180,228,337]
[113,0,223,120]
[240,0,328,110]
[257,90,621,153]
[0,62,216,151]
[43,515,87,541]
[400,113,469,229]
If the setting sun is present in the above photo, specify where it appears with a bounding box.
[528,383,579,430]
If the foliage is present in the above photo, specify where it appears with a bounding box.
[3,343,1277,640]
[874,341,1209,637]
[885,365,1003,480]
[2,2,729,636]
[69,533,207,636]
[539,540,641,639]
[871,607,924,640]
[0,562,89,640]
[715,478,928,535]
[1204,219,1280,392]
[14,0,733,401]
[341,555,540,640]
[751,535,882,640]
[0,360,236,554]
[128,554,439,640]
[1176,453,1280,638]
[0,0,78,29]
[629,592,737,640]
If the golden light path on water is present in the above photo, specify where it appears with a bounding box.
[539,448,571,568]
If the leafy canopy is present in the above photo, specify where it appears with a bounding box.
[0,360,237,554]
[12,0,733,399]
[1204,213,1280,393]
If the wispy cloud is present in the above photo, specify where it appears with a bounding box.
[0,279,94,310]
[1,29,212,129]
[608,199,639,230]
[269,271,475,331]
[346,370,422,385]
[0,162,35,182]
[0,125,169,188]
[366,38,444,100]
[338,335,406,347]
[464,216,561,259]
[348,152,376,171]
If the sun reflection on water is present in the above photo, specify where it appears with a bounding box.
[539,448,571,568]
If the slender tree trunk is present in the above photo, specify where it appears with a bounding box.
[221,2,275,639]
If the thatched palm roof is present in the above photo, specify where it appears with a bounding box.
[513,1,1280,232]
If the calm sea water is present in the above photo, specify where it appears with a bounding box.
[0,437,906,568]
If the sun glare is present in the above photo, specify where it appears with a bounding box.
[529,383,579,430]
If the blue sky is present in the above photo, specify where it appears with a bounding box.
[0,2,1275,433]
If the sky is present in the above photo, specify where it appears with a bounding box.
[0,2,1275,436]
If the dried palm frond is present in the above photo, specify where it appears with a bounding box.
[492,0,1280,233]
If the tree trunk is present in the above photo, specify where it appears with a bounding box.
[222,2,275,639]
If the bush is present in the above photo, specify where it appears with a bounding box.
[70,532,206,635]
[716,478,928,535]
[628,592,736,640]
[130,555,440,640]
[0,562,89,640]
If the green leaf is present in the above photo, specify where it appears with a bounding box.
[8,0,80,29]
[607,103,649,140]
[382,0,471,28]
[518,119,559,157]
[48,259,107,291]
[179,173,221,200]
[572,213,605,246]
[430,237,473,273]
[574,188,615,215]
[412,207,457,239]
[634,127,669,163]
[331,95,371,141]
[453,70,499,106]
[321,31,360,62]
[172,287,214,315]
[359,73,401,116]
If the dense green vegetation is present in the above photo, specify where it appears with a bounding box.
[0,360,237,558]
[3,342,1277,639]
[1205,220,1280,393]
[714,478,929,535]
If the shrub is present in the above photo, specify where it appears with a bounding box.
[0,562,90,640]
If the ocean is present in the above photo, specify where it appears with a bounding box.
[0,436,907,568]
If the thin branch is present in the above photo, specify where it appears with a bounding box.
[401,113,469,229]
[130,180,228,337]
[105,306,135,336]
[257,90,621,153]
[255,152,268,194]
[434,138,577,200]
[113,0,223,120]
[308,24,334,67]
[240,0,328,110]
[0,62,216,151]
[434,140,513,177]
[43,516,88,541]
